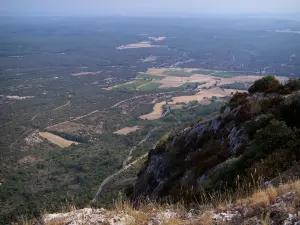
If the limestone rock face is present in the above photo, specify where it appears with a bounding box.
[133,90,300,201]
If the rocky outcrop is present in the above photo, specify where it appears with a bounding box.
[133,81,300,201]
[42,180,300,225]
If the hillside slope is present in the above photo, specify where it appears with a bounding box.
[31,77,300,225]
[132,76,300,202]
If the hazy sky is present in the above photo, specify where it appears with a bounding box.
[1,0,300,16]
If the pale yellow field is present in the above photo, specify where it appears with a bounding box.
[39,132,79,148]
[104,68,287,121]
[113,126,141,135]
[170,87,246,104]
[137,68,265,89]
[141,68,168,76]
[117,42,162,49]
[71,71,101,76]
[158,74,218,88]
[139,101,167,120]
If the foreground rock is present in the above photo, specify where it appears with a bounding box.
[42,182,300,225]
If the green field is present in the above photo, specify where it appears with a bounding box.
[138,82,163,91]
[179,82,206,89]
[191,70,214,75]
[162,70,192,77]
[137,73,165,80]
[192,70,248,78]
[112,80,150,90]
[219,82,250,90]
[212,71,246,78]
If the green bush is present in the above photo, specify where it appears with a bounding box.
[248,76,280,93]
[228,92,248,109]
[282,79,300,93]
[209,120,295,189]
[278,97,300,128]
[247,148,296,181]
[234,100,261,123]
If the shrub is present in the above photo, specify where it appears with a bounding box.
[282,78,300,93]
[234,100,262,123]
[278,98,300,128]
[248,76,280,93]
[260,95,284,114]
[220,104,228,113]
[245,114,274,139]
[247,148,296,181]
[209,120,296,189]
[228,92,248,109]
[249,119,295,157]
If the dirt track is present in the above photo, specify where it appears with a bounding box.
[93,128,156,202]
[52,101,70,111]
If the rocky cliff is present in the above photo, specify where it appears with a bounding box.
[133,76,300,202]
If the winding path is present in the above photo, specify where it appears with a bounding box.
[52,100,70,111]
[92,128,156,202]
[92,152,148,202]
[45,90,186,129]
[110,90,190,109]
[122,128,156,167]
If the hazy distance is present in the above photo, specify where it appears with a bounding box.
[1,0,300,16]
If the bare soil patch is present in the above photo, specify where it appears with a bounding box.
[169,88,246,104]
[149,36,167,41]
[71,71,101,76]
[39,132,79,148]
[141,56,157,62]
[2,95,35,100]
[117,42,163,49]
[113,126,141,135]
[24,130,43,146]
[139,101,167,120]
[18,156,40,165]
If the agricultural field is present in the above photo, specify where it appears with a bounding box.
[162,70,193,77]
[191,70,214,75]
[112,80,150,90]
[138,82,163,91]
[113,126,141,135]
[105,67,280,91]
[39,132,79,148]
[136,73,165,80]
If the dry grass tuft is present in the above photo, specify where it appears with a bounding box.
[195,212,214,225]
[22,179,300,225]
[236,179,300,208]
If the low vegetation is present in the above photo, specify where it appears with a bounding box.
[138,82,163,91]
[162,71,192,77]
[191,70,214,75]
[112,80,150,90]
[136,73,165,80]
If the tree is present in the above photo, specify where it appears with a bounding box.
[248,76,280,93]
